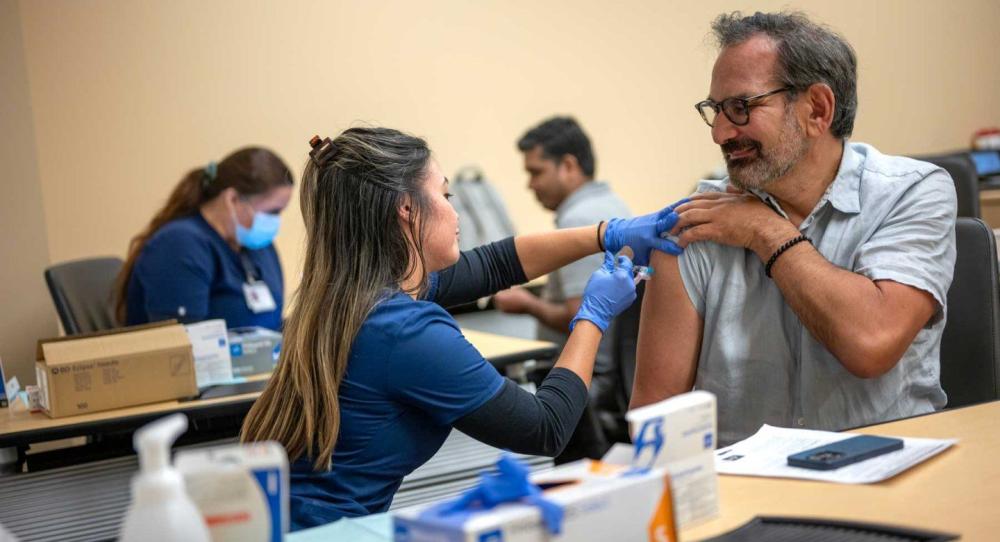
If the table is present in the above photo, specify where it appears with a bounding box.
[454,311,538,340]
[290,401,1000,541]
[0,328,557,450]
[682,400,1000,541]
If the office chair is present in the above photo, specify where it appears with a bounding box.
[44,256,124,335]
[939,217,1000,407]
[600,281,646,442]
[451,166,517,252]
[912,152,980,218]
[614,281,645,405]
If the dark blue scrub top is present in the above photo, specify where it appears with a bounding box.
[125,213,283,330]
[288,285,504,531]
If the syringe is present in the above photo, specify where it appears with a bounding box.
[615,247,654,285]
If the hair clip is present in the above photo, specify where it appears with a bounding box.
[201,161,218,188]
[309,135,336,165]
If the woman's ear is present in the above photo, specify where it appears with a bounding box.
[222,187,240,210]
[397,195,413,222]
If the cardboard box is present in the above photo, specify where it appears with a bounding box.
[35,321,197,418]
[393,459,678,542]
[177,441,289,542]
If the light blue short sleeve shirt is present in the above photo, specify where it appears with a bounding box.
[679,142,957,445]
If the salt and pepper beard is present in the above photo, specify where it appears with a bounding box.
[724,104,810,191]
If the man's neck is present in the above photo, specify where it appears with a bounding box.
[553,176,591,211]
[763,138,844,226]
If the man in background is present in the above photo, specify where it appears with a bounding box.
[494,116,632,440]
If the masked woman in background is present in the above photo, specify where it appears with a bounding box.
[115,147,293,330]
[240,127,684,530]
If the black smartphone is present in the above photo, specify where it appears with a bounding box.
[787,435,904,470]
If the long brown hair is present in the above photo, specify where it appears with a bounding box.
[241,127,432,470]
[114,147,293,324]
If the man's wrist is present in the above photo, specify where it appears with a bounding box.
[751,222,801,261]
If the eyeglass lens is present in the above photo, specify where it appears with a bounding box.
[699,99,749,127]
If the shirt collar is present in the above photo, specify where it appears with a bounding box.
[826,141,863,215]
[746,141,862,219]
[555,181,610,217]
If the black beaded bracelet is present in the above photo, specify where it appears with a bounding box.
[597,220,606,252]
[764,234,811,278]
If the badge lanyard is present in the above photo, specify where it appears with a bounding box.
[240,251,277,314]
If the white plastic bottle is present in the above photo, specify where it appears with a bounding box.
[119,414,211,542]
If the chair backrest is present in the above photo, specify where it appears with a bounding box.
[612,281,646,405]
[912,152,980,218]
[44,257,124,335]
[940,217,1000,407]
[451,166,517,251]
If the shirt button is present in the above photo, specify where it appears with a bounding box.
[797,418,805,426]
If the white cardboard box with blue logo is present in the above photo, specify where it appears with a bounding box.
[393,455,677,542]
[625,390,719,529]
[227,326,282,377]
[392,390,718,542]
[176,441,289,542]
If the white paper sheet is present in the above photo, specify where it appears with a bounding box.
[714,424,956,484]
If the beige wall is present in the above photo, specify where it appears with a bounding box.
[1,0,57,384]
[4,0,999,378]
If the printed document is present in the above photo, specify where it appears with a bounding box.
[715,424,955,484]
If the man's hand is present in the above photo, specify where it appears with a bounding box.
[671,191,799,260]
[493,287,538,314]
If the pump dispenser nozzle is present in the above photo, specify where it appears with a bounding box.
[136,413,186,474]
[119,414,210,542]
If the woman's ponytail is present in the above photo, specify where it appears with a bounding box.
[113,167,210,324]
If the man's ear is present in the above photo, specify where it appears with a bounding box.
[803,83,836,137]
[558,154,581,176]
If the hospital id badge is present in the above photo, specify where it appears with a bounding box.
[243,281,277,313]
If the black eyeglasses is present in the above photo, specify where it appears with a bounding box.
[695,87,793,127]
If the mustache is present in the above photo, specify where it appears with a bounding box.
[721,138,761,156]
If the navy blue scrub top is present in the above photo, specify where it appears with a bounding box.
[125,213,284,330]
[288,285,504,530]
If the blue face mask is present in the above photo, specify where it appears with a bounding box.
[236,211,280,250]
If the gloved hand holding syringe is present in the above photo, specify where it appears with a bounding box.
[616,246,654,285]
[623,226,687,284]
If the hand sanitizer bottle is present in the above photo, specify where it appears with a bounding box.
[119,414,211,542]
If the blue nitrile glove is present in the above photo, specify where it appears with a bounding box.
[422,454,565,535]
[603,198,689,266]
[570,252,637,333]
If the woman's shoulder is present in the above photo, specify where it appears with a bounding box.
[362,293,458,341]
[145,215,215,252]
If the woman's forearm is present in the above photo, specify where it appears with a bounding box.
[552,319,603,387]
[514,224,606,280]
